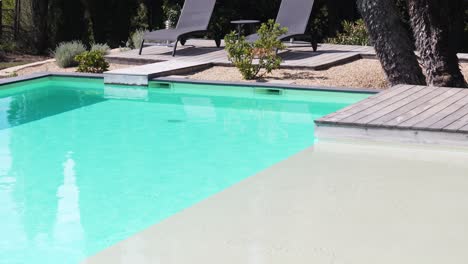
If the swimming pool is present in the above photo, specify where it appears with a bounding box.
[0,76,369,264]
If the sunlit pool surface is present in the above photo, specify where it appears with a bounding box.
[0,77,369,264]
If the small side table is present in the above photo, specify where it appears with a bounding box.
[230,20,260,39]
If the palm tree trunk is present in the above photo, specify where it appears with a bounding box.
[357,0,426,86]
[407,0,467,88]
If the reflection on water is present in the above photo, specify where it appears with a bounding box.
[0,85,105,131]
[0,80,366,264]
[53,152,85,262]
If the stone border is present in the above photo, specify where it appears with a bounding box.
[0,72,103,86]
[0,72,379,94]
[153,76,381,94]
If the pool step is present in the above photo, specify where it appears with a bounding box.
[104,85,149,100]
[104,61,212,86]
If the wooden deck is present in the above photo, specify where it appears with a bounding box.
[315,85,468,146]
[106,40,374,67]
[104,40,375,85]
[104,39,468,85]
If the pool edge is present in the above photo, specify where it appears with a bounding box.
[0,72,104,86]
[1,72,380,95]
[153,76,381,94]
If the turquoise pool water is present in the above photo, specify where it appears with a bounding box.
[0,77,369,264]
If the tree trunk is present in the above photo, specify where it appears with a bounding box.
[31,0,49,53]
[407,0,467,88]
[357,0,426,86]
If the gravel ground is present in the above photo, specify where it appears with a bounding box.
[14,61,137,76]
[8,58,468,90]
[188,59,468,89]
[188,59,388,89]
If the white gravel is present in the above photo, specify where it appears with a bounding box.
[188,60,468,90]
[14,61,138,76]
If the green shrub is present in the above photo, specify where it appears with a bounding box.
[224,20,288,80]
[308,5,329,43]
[328,19,370,46]
[54,41,87,68]
[128,30,146,49]
[75,50,110,73]
[162,1,182,28]
[0,43,17,53]
[91,43,110,54]
[131,3,149,31]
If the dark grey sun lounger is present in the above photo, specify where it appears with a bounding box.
[246,0,317,51]
[139,0,218,56]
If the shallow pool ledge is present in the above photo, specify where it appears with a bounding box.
[82,140,468,264]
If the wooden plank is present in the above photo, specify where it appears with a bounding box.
[428,99,468,130]
[412,90,468,129]
[365,87,453,126]
[355,86,440,124]
[457,53,468,62]
[306,54,341,67]
[442,106,468,131]
[311,53,360,69]
[318,85,412,122]
[458,123,468,132]
[339,86,426,123]
[104,60,211,85]
[398,88,467,128]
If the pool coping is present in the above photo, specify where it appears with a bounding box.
[0,72,104,86]
[152,77,380,94]
[0,72,381,94]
